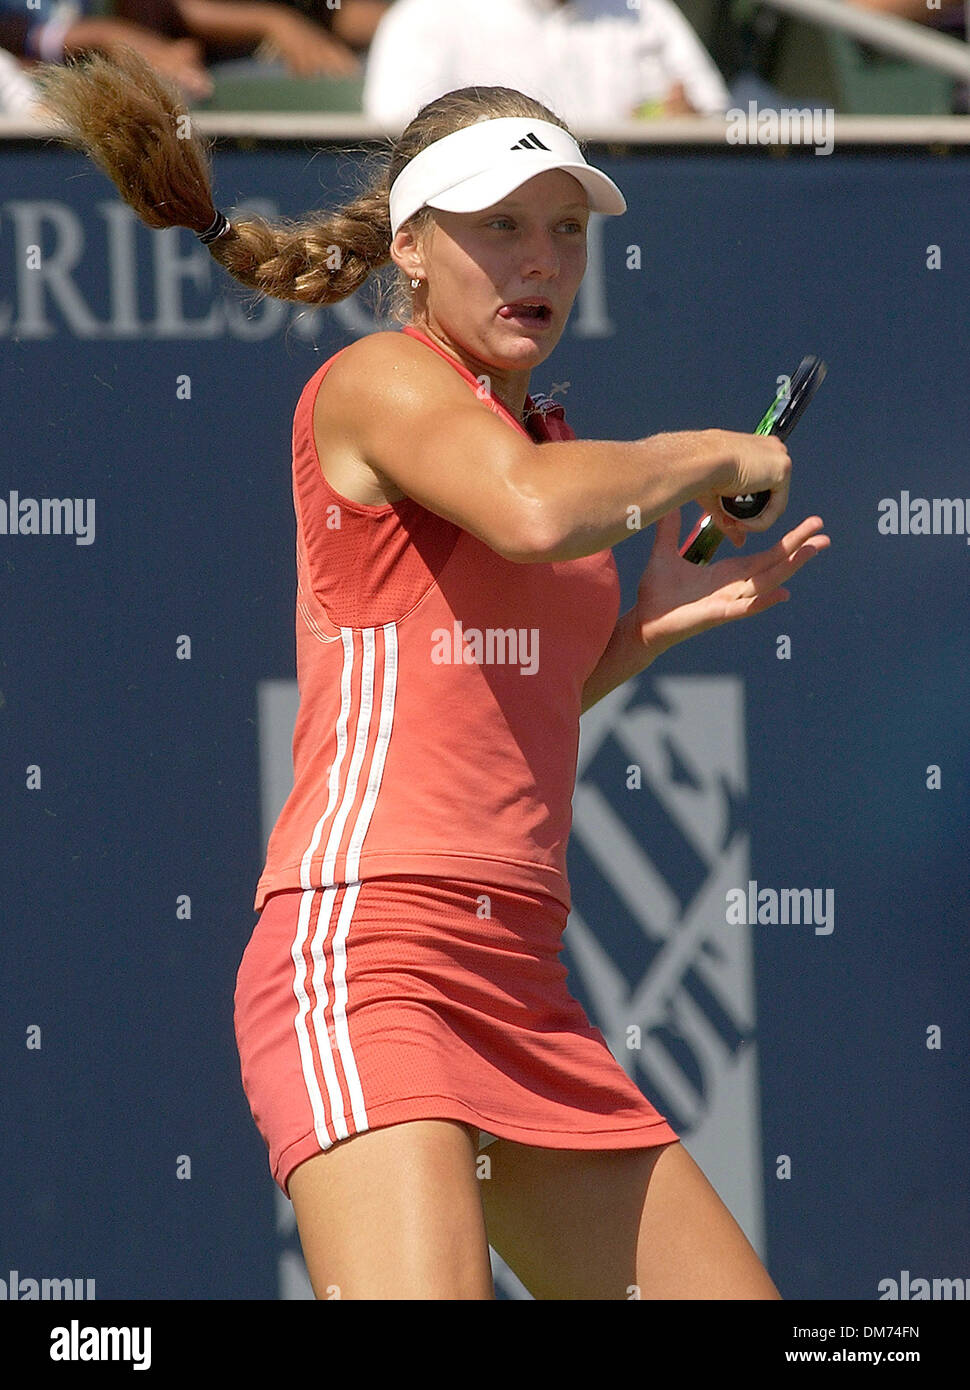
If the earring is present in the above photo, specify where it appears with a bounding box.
[410,277,422,289]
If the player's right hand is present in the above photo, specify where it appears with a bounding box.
[697,429,792,542]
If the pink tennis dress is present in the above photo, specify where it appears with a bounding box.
[234,325,678,1195]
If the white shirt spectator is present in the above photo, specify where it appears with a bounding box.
[362,0,731,130]
[0,45,39,115]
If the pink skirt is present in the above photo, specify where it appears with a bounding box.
[233,875,678,1195]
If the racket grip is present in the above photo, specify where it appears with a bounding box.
[681,355,825,565]
[679,490,771,565]
[721,489,771,520]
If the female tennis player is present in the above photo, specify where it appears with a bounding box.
[35,50,829,1300]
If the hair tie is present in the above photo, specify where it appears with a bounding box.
[197,210,232,246]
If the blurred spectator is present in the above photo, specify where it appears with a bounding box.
[4,0,388,103]
[0,43,40,113]
[1,0,214,97]
[272,0,388,53]
[171,1,356,76]
[170,0,388,73]
[127,0,389,72]
[362,0,732,128]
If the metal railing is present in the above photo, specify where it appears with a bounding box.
[751,0,970,80]
[3,111,970,142]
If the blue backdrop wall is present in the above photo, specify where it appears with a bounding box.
[1,141,968,1301]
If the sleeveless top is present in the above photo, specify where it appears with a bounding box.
[253,325,620,914]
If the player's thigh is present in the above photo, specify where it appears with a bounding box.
[479,1137,781,1301]
[288,1118,494,1300]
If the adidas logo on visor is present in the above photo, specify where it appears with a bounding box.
[509,132,551,150]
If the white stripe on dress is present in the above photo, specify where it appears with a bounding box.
[291,625,398,1144]
[329,623,399,1132]
[298,626,355,887]
[306,885,350,1140]
[290,628,357,1150]
[290,887,334,1151]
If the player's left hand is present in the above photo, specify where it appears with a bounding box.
[633,509,830,653]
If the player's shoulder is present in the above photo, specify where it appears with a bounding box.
[321,329,475,415]
[331,328,449,374]
[331,328,431,370]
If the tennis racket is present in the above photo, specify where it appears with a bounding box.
[679,355,827,565]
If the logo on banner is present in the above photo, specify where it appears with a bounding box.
[563,674,765,1258]
[1,200,613,339]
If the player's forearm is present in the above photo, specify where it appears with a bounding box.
[580,608,670,715]
[61,17,149,52]
[172,0,282,44]
[523,429,734,564]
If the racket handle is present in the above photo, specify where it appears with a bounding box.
[681,355,827,564]
[721,489,771,520]
[680,485,772,566]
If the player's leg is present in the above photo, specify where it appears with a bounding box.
[288,1118,494,1300]
[478,1137,780,1300]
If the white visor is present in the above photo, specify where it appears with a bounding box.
[388,116,626,237]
